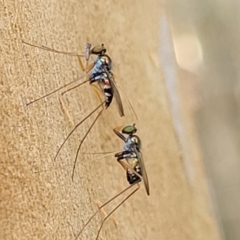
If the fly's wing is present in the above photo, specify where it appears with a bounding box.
[109,73,124,117]
[133,145,150,196]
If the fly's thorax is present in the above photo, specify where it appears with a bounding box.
[90,55,112,83]
[93,55,112,72]
[91,57,104,75]
[101,54,112,71]
[124,135,141,151]
[89,70,109,85]
[131,135,141,149]
[123,137,132,151]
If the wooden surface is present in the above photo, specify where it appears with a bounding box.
[0,1,220,240]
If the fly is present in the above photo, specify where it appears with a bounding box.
[22,41,126,180]
[74,124,149,240]
[23,41,124,116]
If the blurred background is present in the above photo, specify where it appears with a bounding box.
[161,1,240,239]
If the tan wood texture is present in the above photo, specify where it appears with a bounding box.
[0,1,220,240]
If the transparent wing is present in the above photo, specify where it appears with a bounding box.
[134,145,150,196]
[110,73,138,120]
[109,74,124,117]
[117,85,138,121]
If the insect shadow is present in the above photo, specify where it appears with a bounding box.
[74,124,149,240]
[23,41,136,180]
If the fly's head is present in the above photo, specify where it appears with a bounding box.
[122,124,137,136]
[91,44,113,71]
[90,44,107,56]
[122,124,142,151]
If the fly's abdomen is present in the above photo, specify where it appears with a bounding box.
[127,165,142,185]
[103,79,113,108]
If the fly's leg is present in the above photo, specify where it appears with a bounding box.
[71,84,105,181]
[53,101,105,161]
[71,107,104,181]
[74,183,140,240]
[117,158,143,181]
[113,128,126,142]
[55,44,95,97]
[22,41,93,105]
[96,200,119,227]
[95,184,140,240]
[60,44,95,97]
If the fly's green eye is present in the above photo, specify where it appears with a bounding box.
[122,125,137,134]
[91,45,106,55]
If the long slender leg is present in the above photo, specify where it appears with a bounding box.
[77,57,94,73]
[54,102,105,161]
[22,40,84,57]
[113,128,126,142]
[26,75,89,105]
[95,184,140,240]
[61,79,89,96]
[74,183,139,240]
[71,84,105,180]
[33,150,120,174]
[23,40,94,74]
[72,108,104,181]
[117,159,143,180]
[82,151,123,161]
[24,42,94,105]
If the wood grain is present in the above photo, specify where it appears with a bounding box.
[0,1,220,240]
